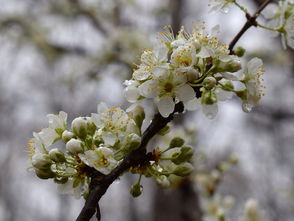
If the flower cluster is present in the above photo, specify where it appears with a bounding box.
[262,0,294,49]
[124,24,265,118]
[27,103,142,198]
[129,127,196,196]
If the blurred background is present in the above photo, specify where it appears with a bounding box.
[0,0,293,220]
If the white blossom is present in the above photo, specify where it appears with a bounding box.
[79,147,118,175]
[242,58,265,112]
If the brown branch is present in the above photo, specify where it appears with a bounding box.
[76,102,184,221]
[229,0,272,53]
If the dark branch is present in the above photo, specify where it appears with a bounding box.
[76,102,184,221]
[229,0,272,53]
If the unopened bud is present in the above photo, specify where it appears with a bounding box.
[173,162,193,176]
[169,137,185,148]
[62,130,74,143]
[32,153,52,170]
[217,58,241,73]
[187,68,200,82]
[71,117,88,138]
[203,77,217,90]
[162,148,181,159]
[66,138,83,154]
[130,183,143,197]
[158,125,170,136]
[172,145,194,165]
[49,148,66,162]
[35,168,55,179]
[217,208,226,221]
[156,175,170,188]
[235,46,246,57]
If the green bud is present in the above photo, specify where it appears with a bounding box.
[235,89,248,101]
[222,81,234,91]
[217,209,226,221]
[217,59,241,73]
[32,153,52,170]
[54,177,68,184]
[201,88,217,105]
[158,125,170,136]
[169,137,185,148]
[156,175,170,188]
[235,46,246,57]
[62,130,74,143]
[49,148,66,162]
[162,148,181,159]
[203,77,217,90]
[173,162,193,176]
[130,183,143,197]
[172,146,194,165]
[87,122,97,136]
[35,168,55,179]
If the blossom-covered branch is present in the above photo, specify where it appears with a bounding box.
[76,102,184,221]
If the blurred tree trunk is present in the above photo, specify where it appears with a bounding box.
[152,179,203,221]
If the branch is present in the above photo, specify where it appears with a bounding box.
[229,0,272,53]
[76,102,184,221]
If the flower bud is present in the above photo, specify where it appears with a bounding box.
[130,183,143,197]
[235,46,246,57]
[203,77,217,90]
[217,208,225,221]
[66,138,83,154]
[187,68,200,82]
[172,145,194,164]
[156,175,170,188]
[62,130,74,143]
[35,168,55,179]
[32,153,52,170]
[222,81,234,91]
[173,162,193,176]
[169,137,185,148]
[49,148,66,162]
[71,117,88,138]
[217,59,241,73]
[162,148,181,159]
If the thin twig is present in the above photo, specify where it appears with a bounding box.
[229,0,272,53]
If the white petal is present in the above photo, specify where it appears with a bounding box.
[247,58,263,73]
[175,84,195,102]
[102,132,117,146]
[124,86,139,103]
[133,68,150,81]
[216,88,233,101]
[197,46,210,58]
[202,103,218,119]
[184,98,201,111]
[138,80,159,98]
[156,96,175,118]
